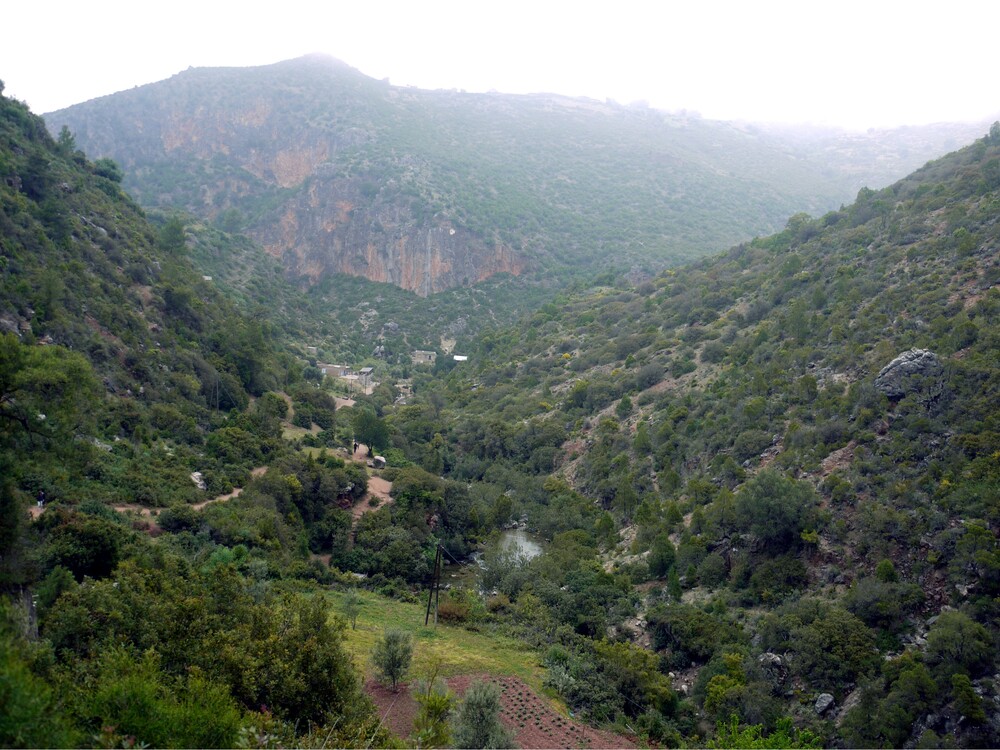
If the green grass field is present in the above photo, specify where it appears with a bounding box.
[281,423,317,441]
[327,589,545,691]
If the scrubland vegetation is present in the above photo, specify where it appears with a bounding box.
[1,78,998,747]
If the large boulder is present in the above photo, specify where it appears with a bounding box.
[758,652,789,688]
[815,692,835,715]
[874,349,944,399]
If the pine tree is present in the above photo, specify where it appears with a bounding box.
[412,666,454,749]
[668,567,682,601]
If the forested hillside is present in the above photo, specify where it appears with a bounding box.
[0,84,393,747]
[47,54,977,296]
[369,125,1000,746]
[3,70,999,748]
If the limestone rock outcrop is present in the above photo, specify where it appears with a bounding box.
[874,348,944,399]
[815,693,835,715]
[256,176,526,296]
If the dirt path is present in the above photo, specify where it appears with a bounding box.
[29,466,270,524]
[192,466,268,509]
[111,504,157,517]
[351,442,371,463]
[353,475,393,524]
[347,443,394,526]
[108,466,269,516]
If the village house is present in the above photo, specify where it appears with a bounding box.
[314,363,378,394]
[318,364,354,379]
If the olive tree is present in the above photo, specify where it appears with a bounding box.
[371,629,413,691]
[451,680,517,749]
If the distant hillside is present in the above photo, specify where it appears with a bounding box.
[750,119,993,192]
[441,122,1000,542]
[177,212,554,365]
[44,54,976,296]
[378,124,1000,746]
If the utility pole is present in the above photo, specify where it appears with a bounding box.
[424,544,443,627]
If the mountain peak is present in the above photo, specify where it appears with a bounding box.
[276,52,360,72]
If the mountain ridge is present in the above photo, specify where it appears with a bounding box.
[3,74,999,747]
[46,54,988,297]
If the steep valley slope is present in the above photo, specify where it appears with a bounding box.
[3,67,999,748]
[45,54,989,299]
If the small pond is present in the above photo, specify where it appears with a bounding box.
[443,528,544,588]
[497,528,543,560]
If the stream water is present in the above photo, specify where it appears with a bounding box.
[444,528,544,588]
[497,528,543,559]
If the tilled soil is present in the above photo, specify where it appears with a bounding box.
[365,673,637,749]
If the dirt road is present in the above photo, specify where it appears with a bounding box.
[348,443,393,525]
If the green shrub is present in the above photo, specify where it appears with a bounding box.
[79,648,241,749]
[925,611,993,680]
[788,607,879,690]
[0,633,76,748]
[734,470,818,553]
[451,680,517,749]
[647,604,746,664]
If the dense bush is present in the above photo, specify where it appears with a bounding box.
[647,604,746,664]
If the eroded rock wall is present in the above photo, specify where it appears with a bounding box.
[257,177,525,295]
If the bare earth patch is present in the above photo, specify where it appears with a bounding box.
[756,438,784,471]
[821,440,856,477]
[353,476,393,526]
[365,674,637,749]
[346,443,394,526]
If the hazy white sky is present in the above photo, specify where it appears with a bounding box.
[3,0,998,130]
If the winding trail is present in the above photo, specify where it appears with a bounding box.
[347,442,394,526]
[83,466,270,520]
[192,466,268,509]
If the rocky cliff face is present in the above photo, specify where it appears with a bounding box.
[46,57,530,294]
[261,176,526,295]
